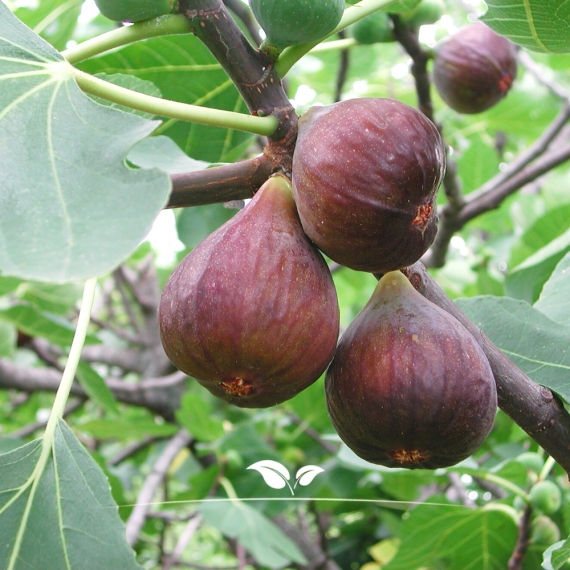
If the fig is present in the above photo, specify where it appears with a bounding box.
[94,0,177,22]
[325,270,497,469]
[158,174,340,408]
[433,23,517,114]
[250,0,344,51]
[292,98,445,274]
[516,451,544,475]
[529,480,562,514]
[400,0,445,28]
[530,515,561,545]
[349,11,395,44]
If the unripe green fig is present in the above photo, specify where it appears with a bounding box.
[94,0,177,22]
[400,0,445,28]
[325,271,497,469]
[433,23,517,114]
[531,515,561,545]
[250,0,345,50]
[292,98,445,274]
[516,451,544,474]
[158,175,340,408]
[349,11,395,44]
[529,480,562,514]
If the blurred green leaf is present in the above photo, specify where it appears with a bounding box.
[15,0,83,51]
[0,420,142,569]
[76,362,120,416]
[0,320,16,357]
[457,136,501,195]
[199,500,307,568]
[535,252,570,328]
[0,305,100,347]
[176,203,236,250]
[78,418,178,439]
[457,296,570,400]
[175,392,225,442]
[20,282,83,315]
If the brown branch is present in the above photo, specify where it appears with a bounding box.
[334,31,350,103]
[390,15,434,123]
[163,514,203,570]
[0,359,187,421]
[403,262,570,476]
[167,154,277,209]
[508,504,533,570]
[179,0,297,147]
[126,428,193,546]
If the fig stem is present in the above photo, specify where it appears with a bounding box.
[477,473,527,499]
[71,68,278,136]
[538,456,556,482]
[61,15,193,64]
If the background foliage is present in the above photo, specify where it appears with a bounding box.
[1,0,570,569]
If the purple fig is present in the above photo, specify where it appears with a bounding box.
[158,174,340,408]
[292,98,445,274]
[433,23,517,114]
[325,270,497,469]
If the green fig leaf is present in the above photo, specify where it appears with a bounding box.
[542,538,570,570]
[456,296,570,401]
[534,251,570,328]
[175,392,225,442]
[198,500,307,568]
[482,0,570,53]
[0,420,142,570]
[0,4,171,283]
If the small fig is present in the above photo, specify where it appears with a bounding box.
[94,0,177,22]
[516,451,544,475]
[158,175,340,408]
[433,23,517,114]
[400,0,445,28]
[325,270,497,469]
[349,11,395,44]
[529,480,562,514]
[530,515,561,545]
[250,0,344,51]
[292,98,445,274]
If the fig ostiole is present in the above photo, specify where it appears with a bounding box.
[158,174,340,408]
[325,270,497,469]
[292,98,445,274]
[433,23,517,114]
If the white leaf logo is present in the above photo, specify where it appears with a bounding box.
[247,460,293,493]
[247,461,325,495]
[295,465,325,488]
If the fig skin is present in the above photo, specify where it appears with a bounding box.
[433,23,517,114]
[325,271,497,469]
[292,98,445,274]
[158,174,340,408]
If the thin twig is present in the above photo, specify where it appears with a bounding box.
[108,436,160,466]
[126,428,193,546]
[508,504,533,570]
[163,514,203,570]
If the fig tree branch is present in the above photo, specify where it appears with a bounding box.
[179,0,296,145]
[404,262,570,476]
[125,428,193,546]
[426,139,570,267]
[168,154,277,208]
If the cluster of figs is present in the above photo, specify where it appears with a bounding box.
[158,5,518,470]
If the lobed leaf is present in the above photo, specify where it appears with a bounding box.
[0,4,171,283]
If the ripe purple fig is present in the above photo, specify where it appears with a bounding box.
[433,23,517,114]
[325,270,497,469]
[158,174,340,408]
[292,98,445,274]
